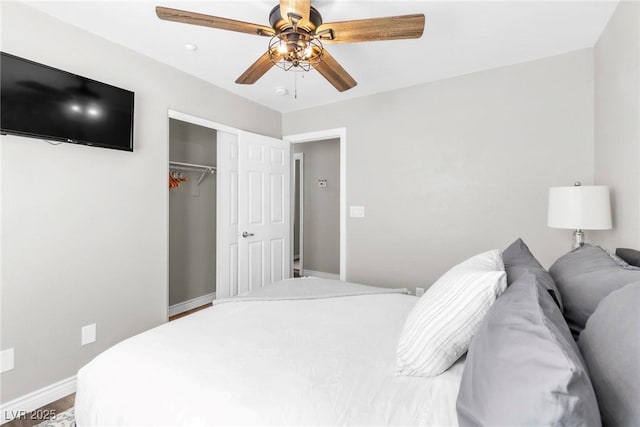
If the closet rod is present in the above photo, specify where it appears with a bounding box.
[169,161,216,173]
[169,161,216,186]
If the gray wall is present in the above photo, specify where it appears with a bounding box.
[0,2,280,403]
[593,1,640,250]
[284,49,595,288]
[169,120,217,306]
[293,139,340,275]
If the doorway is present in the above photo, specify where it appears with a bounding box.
[167,110,292,309]
[293,153,304,277]
[286,129,346,281]
[168,118,217,317]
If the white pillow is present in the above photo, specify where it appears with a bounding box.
[396,249,507,377]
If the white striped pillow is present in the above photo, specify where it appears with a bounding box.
[396,249,507,377]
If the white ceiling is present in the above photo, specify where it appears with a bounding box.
[24,0,618,113]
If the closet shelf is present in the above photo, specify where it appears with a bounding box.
[169,161,216,186]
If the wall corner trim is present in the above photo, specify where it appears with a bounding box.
[1,375,77,423]
[168,292,216,317]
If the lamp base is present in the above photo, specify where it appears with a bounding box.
[572,229,585,250]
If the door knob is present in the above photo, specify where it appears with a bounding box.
[242,231,254,238]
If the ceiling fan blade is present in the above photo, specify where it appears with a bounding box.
[156,6,275,37]
[236,51,281,85]
[317,14,425,43]
[279,0,310,24]
[315,50,357,92]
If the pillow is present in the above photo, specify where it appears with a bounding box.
[396,249,506,377]
[549,244,640,338]
[502,238,563,309]
[456,273,601,427]
[578,283,640,427]
[616,248,640,267]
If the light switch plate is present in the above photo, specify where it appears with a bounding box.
[350,206,365,218]
[81,324,96,346]
[0,348,15,373]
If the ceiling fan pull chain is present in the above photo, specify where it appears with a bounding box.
[295,72,298,100]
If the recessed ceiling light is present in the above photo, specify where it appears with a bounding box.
[184,43,198,52]
[274,87,288,96]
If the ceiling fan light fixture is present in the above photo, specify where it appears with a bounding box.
[268,34,323,72]
[303,45,313,58]
[276,41,288,54]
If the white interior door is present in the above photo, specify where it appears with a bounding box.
[237,131,291,295]
[216,131,239,299]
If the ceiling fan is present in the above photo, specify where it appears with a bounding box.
[156,1,425,92]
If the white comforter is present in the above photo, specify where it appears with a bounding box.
[75,279,465,426]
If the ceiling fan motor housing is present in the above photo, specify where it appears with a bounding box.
[268,5,324,70]
[268,5,323,33]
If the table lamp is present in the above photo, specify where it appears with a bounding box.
[547,182,612,249]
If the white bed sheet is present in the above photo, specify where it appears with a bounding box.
[75,291,464,426]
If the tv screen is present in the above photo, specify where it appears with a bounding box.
[1,52,134,151]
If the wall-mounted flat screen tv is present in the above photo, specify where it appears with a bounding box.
[1,52,134,151]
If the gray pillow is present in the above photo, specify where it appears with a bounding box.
[616,248,640,267]
[503,238,563,310]
[578,283,640,427]
[456,273,601,427]
[549,244,640,338]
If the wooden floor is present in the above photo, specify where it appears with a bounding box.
[4,304,212,427]
[3,394,75,427]
[168,302,212,321]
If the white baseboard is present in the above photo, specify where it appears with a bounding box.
[302,270,340,280]
[1,375,76,424]
[168,292,216,317]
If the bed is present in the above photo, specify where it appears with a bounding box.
[75,243,640,426]
[75,279,465,426]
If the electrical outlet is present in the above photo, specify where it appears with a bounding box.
[416,287,425,297]
[81,324,96,346]
[350,206,365,218]
[0,348,14,373]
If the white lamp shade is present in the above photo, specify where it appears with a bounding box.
[548,185,612,230]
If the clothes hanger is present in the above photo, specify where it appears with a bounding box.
[169,171,189,189]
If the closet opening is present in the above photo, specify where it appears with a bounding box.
[167,109,291,310]
[168,118,217,319]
